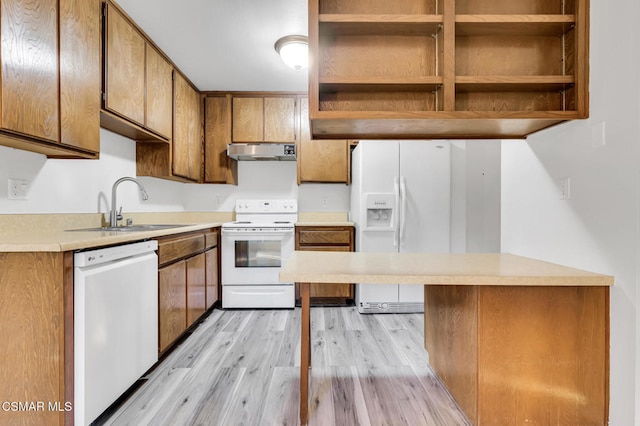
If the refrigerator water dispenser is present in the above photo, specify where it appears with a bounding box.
[364,193,395,231]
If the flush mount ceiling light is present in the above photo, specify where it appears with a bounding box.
[274,35,308,71]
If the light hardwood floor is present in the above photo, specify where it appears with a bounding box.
[100,307,470,426]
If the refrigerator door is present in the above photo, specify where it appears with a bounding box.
[353,141,401,312]
[398,141,451,304]
[399,140,451,253]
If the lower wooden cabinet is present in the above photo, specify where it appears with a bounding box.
[0,251,74,425]
[159,260,188,352]
[295,225,355,304]
[205,246,219,309]
[157,228,219,353]
[186,253,206,326]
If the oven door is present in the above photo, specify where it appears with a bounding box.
[221,228,294,286]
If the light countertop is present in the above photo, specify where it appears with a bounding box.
[280,251,614,287]
[0,222,223,252]
[0,212,231,252]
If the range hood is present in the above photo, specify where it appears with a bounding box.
[227,143,296,161]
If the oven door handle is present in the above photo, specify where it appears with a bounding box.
[222,228,294,236]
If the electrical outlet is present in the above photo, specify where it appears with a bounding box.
[215,196,222,208]
[557,177,570,200]
[321,196,328,208]
[8,178,29,200]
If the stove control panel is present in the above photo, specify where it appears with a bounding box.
[235,199,297,213]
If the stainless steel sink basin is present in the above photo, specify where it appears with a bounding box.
[68,224,190,232]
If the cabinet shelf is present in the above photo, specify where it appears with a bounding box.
[456,75,574,92]
[320,14,443,35]
[319,76,443,93]
[456,15,575,36]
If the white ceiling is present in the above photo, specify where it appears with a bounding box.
[115,0,309,92]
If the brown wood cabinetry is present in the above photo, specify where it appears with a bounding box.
[298,96,351,184]
[102,1,175,143]
[156,228,219,353]
[186,253,206,325]
[425,284,608,425]
[104,3,145,126]
[145,44,174,139]
[308,0,589,139]
[0,252,74,425]
[204,95,238,184]
[295,225,355,303]
[173,72,202,181]
[205,240,219,309]
[232,96,297,143]
[158,259,188,352]
[136,72,202,183]
[0,0,100,158]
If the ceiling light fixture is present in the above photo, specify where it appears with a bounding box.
[274,35,308,71]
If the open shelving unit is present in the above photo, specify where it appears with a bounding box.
[309,0,589,139]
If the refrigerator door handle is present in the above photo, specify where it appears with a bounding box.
[394,176,400,247]
[400,176,407,247]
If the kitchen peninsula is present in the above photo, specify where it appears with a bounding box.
[280,251,613,426]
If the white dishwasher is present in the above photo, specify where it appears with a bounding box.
[74,240,158,426]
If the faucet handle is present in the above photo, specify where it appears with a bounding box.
[116,206,123,221]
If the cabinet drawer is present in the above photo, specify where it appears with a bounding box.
[204,231,218,249]
[158,233,205,266]
[298,230,351,245]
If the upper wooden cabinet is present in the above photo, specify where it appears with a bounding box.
[104,3,145,125]
[308,0,589,139]
[297,97,350,184]
[172,72,202,182]
[102,1,173,143]
[0,0,100,158]
[232,96,297,143]
[204,95,238,184]
[145,42,173,139]
[136,73,201,183]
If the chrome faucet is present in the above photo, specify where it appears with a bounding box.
[110,177,149,227]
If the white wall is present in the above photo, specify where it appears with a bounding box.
[501,0,640,422]
[0,128,349,216]
[182,161,350,212]
[450,140,501,253]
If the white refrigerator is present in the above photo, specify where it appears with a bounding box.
[350,140,451,313]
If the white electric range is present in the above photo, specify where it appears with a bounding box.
[221,199,297,308]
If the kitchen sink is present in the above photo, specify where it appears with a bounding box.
[68,224,190,232]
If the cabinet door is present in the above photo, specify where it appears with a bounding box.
[205,247,218,309]
[232,97,263,142]
[145,44,173,139]
[264,97,296,142]
[304,246,354,298]
[1,0,59,142]
[59,0,100,152]
[159,261,187,353]
[173,72,201,181]
[104,4,145,125]
[204,96,237,184]
[296,226,355,300]
[298,97,349,183]
[186,253,206,326]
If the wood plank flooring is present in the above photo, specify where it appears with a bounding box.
[99,307,470,426]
